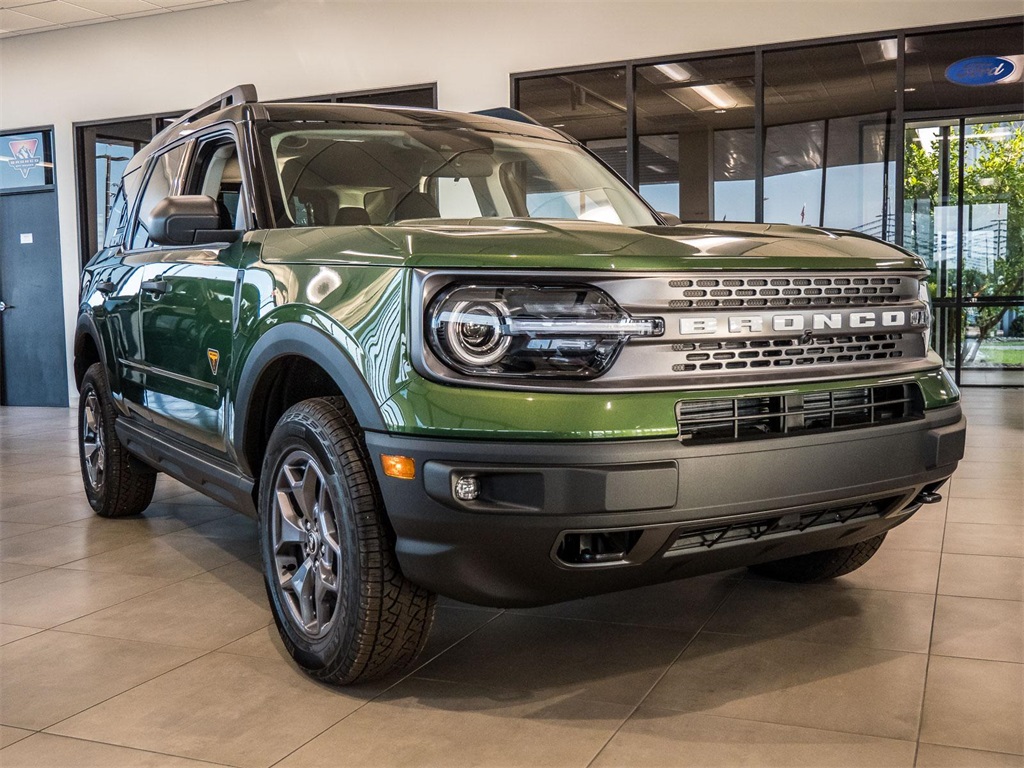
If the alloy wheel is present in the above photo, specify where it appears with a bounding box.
[271,450,343,639]
[81,390,105,490]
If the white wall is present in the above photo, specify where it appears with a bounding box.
[1,0,1020,402]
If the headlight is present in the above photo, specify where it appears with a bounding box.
[427,284,663,378]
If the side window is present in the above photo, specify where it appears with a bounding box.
[129,143,187,250]
[186,137,246,230]
[102,186,127,248]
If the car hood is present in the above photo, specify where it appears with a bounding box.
[257,218,925,272]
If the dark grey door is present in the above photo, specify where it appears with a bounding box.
[0,189,69,406]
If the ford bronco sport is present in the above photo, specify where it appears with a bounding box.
[75,85,966,684]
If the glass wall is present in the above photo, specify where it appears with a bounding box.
[634,54,756,221]
[513,16,1024,386]
[763,40,897,235]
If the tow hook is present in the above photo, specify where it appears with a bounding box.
[915,490,943,504]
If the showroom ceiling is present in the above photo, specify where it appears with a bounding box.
[0,0,247,38]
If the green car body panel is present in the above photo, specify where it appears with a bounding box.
[75,96,966,607]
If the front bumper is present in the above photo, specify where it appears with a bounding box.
[366,404,965,607]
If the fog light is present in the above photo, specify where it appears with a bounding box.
[381,455,415,480]
[454,475,480,501]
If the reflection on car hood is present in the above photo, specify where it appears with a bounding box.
[257,218,925,272]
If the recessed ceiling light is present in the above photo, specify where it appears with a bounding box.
[714,109,727,114]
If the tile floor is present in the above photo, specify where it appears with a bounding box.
[0,389,1020,767]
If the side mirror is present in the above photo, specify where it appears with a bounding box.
[658,211,683,226]
[148,195,241,246]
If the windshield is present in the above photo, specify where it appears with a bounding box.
[260,123,657,228]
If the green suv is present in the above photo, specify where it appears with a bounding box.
[75,85,966,684]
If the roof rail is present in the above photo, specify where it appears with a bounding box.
[470,107,541,126]
[161,84,259,137]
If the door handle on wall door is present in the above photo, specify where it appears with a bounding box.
[0,301,14,312]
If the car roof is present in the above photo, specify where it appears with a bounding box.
[126,100,569,176]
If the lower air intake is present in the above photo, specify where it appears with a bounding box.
[676,383,923,444]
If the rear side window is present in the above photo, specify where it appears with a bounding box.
[128,143,188,250]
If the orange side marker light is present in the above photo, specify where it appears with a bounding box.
[381,454,416,480]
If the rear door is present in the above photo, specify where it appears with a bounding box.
[137,128,251,454]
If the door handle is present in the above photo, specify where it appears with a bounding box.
[95,280,116,295]
[141,279,170,296]
[0,301,13,312]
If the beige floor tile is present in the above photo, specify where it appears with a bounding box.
[0,568,172,628]
[0,623,41,646]
[0,474,87,503]
[61,530,256,580]
[276,677,631,768]
[415,613,691,707]
[920,656,1024,755]
[952,477,1024,501]
[938,554,1023,601]
[0,630,200,730]
[705,580,934,653]
[953,461,1024,483]
[932,595,1024,664]
[0,522,165,567]
[417,606,502,663]
[959,446,1024,467]
[944,523,1024,558]
[0,495,97,525]
[948,497,1024,527]
[0,733,230,767]
[49,652,376,768]
[830,546,941,595]
[64,500,235,530]
[0,561,45,583]
[0,725,34,749]
[0,493,96,528]
[513,573,739,631]
[58,576,271,650]
[0,522,51,540]
[591,707,916,768]
[186,557,266,601]
[645,632,928,741]
[870,515,944,553]
[916,743,1024,767]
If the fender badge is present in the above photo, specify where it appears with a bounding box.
[207,349,220,376]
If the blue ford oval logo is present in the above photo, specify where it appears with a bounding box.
[945,56,1017,86]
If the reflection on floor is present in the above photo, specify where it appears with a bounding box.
[0,389,1021,767]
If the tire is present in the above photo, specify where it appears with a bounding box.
[258,396,435,685]
[78,362,157,518]
[749,533,887,582]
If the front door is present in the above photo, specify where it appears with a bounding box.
[136,131,252,453]
[904,114,1024,387]
[0,129,68,407]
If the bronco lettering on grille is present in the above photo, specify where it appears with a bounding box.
[680,310,911,335]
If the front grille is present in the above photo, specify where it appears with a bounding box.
[675,383,922,443]
[667,275,916,309]
[671,333,910,373]
[667,496,901,554]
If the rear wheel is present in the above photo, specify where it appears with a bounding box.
[78,363,156,518]
[258,396,435,685]
[749,533,887,582]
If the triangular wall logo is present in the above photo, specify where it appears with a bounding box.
[8,139,41,179]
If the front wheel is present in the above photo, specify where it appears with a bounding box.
[258,397,435,685]
[749,533,887,582]
[78,363,156,518]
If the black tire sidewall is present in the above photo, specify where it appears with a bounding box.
[78,369,110,512]
[258,408,363,673]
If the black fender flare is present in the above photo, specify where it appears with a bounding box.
[232,322,386,476]
[74,313,111,388]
